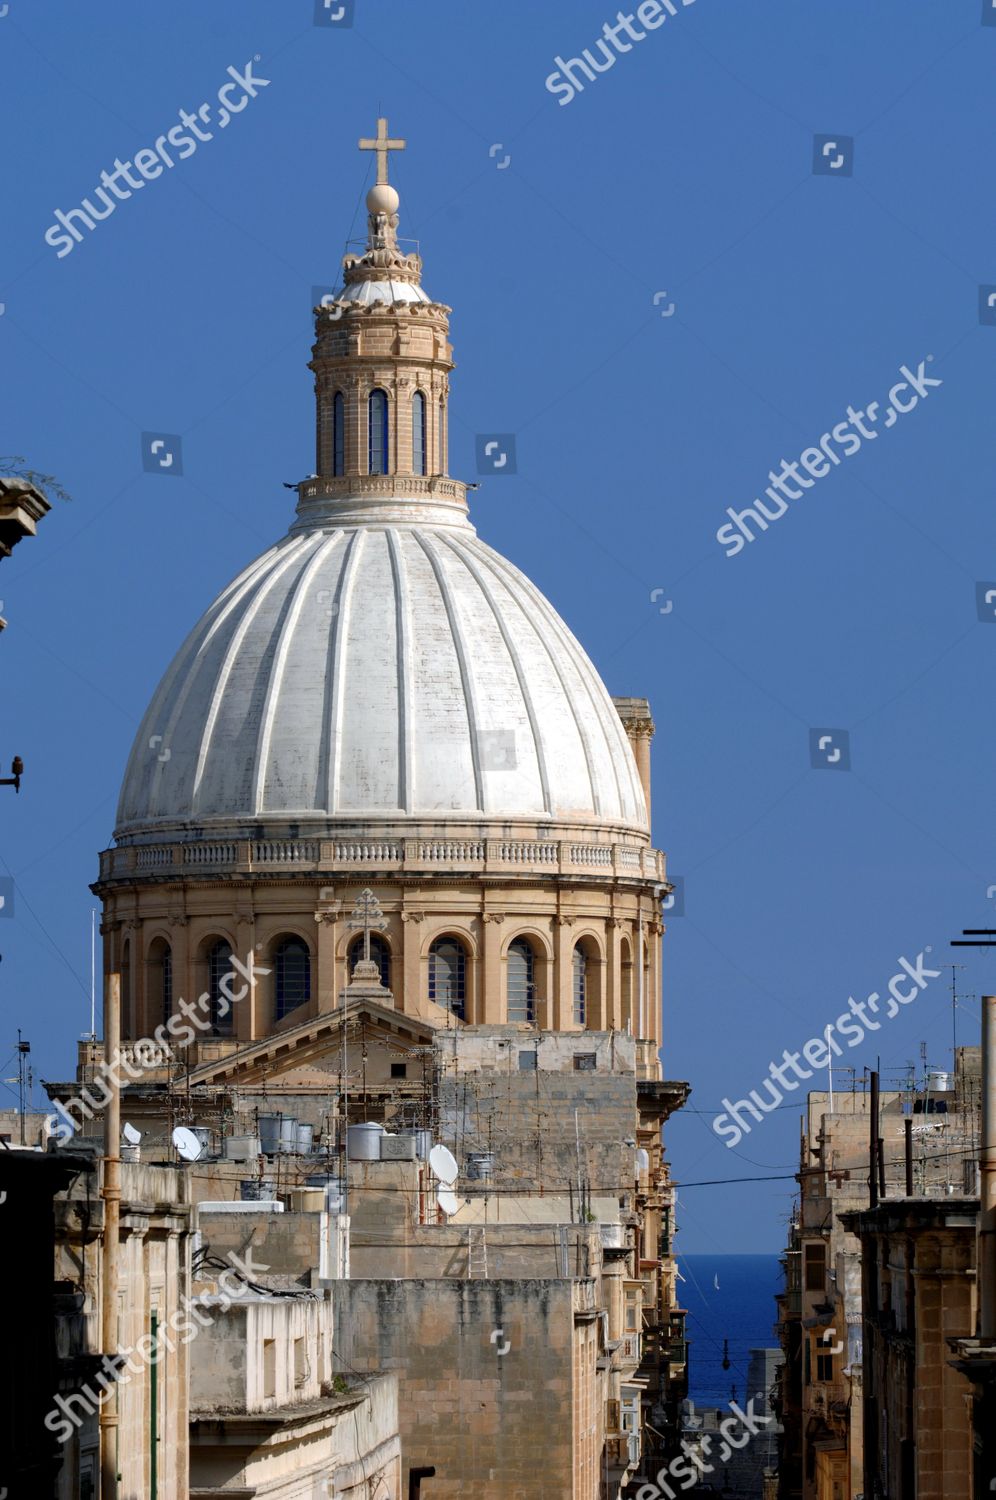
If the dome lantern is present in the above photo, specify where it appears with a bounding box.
[303,117,458,528]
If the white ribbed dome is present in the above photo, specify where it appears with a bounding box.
[116,521,647,837]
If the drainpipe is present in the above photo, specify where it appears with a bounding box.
[100,971,121,1499]
[150,1311,159,1500]
[980,996,996,1339]
[869,1070,879,1209]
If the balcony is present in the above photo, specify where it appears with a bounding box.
[605,1434,641,1471]
[619,1332,641,1364]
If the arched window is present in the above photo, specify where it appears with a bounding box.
[333,391,345,476]
[428,937,466,1020]
[412,390,427,475]
[208,939,234,1035]
[507,938,536,1023]
[348,933,391,990]
[572,944,587,1027]
[368,389,389,475]
[149,939,173,1028]
[437,400,446,474]
[275,937,311,1022]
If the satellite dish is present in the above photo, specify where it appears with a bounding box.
[429,1144,458,1186]
[172,1126,203,1162]
[437,1186,460,1217]
[122,1122,141,1145]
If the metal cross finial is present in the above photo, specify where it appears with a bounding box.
[358,116,406,186]
[347,887,387,965]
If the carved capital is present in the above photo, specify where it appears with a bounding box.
[482,912,505,924]
[401,910,425,924]
[123,918,142,932]
[606,917,623,929]
[314,910,339,927]
[648,919,664,937]
[167,912,188,929]
[554,914,575,928]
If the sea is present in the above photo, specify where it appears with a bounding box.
[678,1254,783,1409]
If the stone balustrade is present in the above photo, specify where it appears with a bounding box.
[99,836,665,886]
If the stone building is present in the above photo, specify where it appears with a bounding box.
[51,1156,194,1500]
[94,122,666,1058]
[45,118,688,1494]
[0,474,50,568]
[0,1146,91,1494]
[840,1197,976,1500]
[774,1056,982,1500]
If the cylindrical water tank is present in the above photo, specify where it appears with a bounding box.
[259,1114,282,1156]
[240,1177,276,1201]
[278,1116,299,1155]
[414,1129,433,1161]
[928,1070,953,1093]
[296,1122,314,1155]
[191,1127,213,1156]
[290,1187,325,1212]
[120,1143,141,1164]
[347,1122,385,1160]
[466,1151,493,1180]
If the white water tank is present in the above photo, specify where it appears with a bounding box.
[347,1122,385,1161]
[224,1135,262,1162]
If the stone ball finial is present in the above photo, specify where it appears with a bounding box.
[366,183,400,217]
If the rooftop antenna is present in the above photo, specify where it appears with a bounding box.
[945,962,969,1077]
[89,908,97,1040]
[17,1030,29,1145]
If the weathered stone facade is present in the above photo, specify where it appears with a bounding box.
[842,1199,977,1500]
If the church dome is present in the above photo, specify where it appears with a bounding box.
[116,517,647,838]
[113,121,651,850]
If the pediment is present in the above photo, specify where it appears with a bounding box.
[187,995,438,1091]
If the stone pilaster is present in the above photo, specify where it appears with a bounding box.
[481,912,505,1025]
[315,902,340,1012]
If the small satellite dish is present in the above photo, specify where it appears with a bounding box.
[122,1122,141,1145]
[172,1126,203,1162]
[437,1186,460,1217]
[429,1144,458,1186]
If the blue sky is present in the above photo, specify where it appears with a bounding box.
[2,0,995,1253]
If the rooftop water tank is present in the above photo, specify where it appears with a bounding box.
[259,1114,282,1156]
[347,1122,385,1161]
